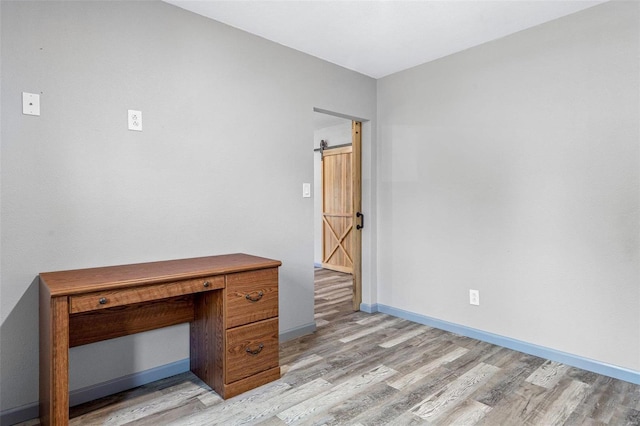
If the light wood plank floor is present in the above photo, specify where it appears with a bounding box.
[19,268,640,425]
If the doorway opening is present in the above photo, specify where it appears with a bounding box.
[313,111,362,314]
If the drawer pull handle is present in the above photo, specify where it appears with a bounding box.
[245,291,264,302]
[203,281,210,288]
[98,297,108,305]
[246,343,264,355]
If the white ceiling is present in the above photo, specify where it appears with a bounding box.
[164,0,606,79]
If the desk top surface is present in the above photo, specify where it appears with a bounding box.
[40,253,281,297]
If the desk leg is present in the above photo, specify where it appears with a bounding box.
[40,294,69,425]
[191,291,224,396]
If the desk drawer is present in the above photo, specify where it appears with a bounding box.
[225,318,279,383]
[225,268,278,328]
[69,275,224,314]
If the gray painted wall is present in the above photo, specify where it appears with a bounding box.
[2,0,637,417]
[376,1,639,371]
[0,0,376,411]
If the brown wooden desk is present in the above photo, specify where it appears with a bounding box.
[39,253,281,425]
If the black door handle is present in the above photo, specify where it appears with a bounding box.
[356,212,364,230]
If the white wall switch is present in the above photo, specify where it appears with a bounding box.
[128,110,142,131]
[302,183,311,198]
[22,92,40,116]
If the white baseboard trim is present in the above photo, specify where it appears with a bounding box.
[366,303,640,385]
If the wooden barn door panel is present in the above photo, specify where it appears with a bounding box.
[321,146,353,274]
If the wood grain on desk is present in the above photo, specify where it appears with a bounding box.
[69,275,224,313]
[39,253,282,425]
[226,268,279,328]
[40,253,281,296]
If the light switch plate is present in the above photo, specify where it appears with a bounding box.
[302,183,311,198]
[22,92,40,116]
[128,110,142,131]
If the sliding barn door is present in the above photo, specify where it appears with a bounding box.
[322,145,354,274]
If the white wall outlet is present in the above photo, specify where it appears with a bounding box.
[302,183,311,198]
[128,110,142,131]
[469,289,480,306]
[22,92,40,116]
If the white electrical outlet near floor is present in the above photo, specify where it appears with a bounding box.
[128,109,142,131]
